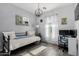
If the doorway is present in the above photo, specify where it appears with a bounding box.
[45,15,59,44]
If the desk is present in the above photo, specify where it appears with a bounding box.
[68,38,77,56]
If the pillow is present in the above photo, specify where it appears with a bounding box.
[10,32,16,39]
[25,31,27,36]
[3,31,16,39]
[16,32,26,36]
[27,31,35,36]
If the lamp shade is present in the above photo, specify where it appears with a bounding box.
[36,25,39,28]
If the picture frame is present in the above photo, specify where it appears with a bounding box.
[15,15,29,26]
[61,17,67,25]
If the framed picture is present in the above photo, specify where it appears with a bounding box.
[16,15,23,25]
[23,17,29,26]
[15,15,29,26]
[61,17,67,25]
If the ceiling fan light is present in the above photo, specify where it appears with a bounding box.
[35,8,43,17]
[35,3,43,17]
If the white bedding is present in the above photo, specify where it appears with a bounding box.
[10,36,40,50]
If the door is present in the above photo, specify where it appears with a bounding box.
[45,16,59,44]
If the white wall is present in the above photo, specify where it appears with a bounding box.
[38,3,76,30]
[0,3,36,32]
[36,3,76,44]
[53,4,76,30]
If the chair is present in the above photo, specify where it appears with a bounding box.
[58,35,68,52]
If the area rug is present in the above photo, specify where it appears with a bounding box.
[23,53,32,56]
[30,46,47,55]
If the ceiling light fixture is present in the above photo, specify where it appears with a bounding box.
[35,3,43,17]
[43,7,46,10]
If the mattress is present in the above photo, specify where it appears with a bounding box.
[10,36,40,50]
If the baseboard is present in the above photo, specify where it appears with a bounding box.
[41,41,58,46]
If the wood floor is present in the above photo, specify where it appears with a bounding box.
[11,42,69,56]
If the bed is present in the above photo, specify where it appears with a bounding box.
[2,31,41,51]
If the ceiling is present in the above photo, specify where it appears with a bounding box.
[12,3,73,14]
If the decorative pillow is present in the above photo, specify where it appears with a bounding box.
[3,31,16,39]
[25,31,27,36]
[16,32,26,36]
[27,31,35,36]
[10,31,16,39]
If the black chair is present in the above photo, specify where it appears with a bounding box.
[58,35,68,52]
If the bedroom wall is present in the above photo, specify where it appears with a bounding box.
[53,3,76,30]
[0,3,36,33]
[36,3,77,44]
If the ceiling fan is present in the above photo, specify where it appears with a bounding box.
[35,3,46,17]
